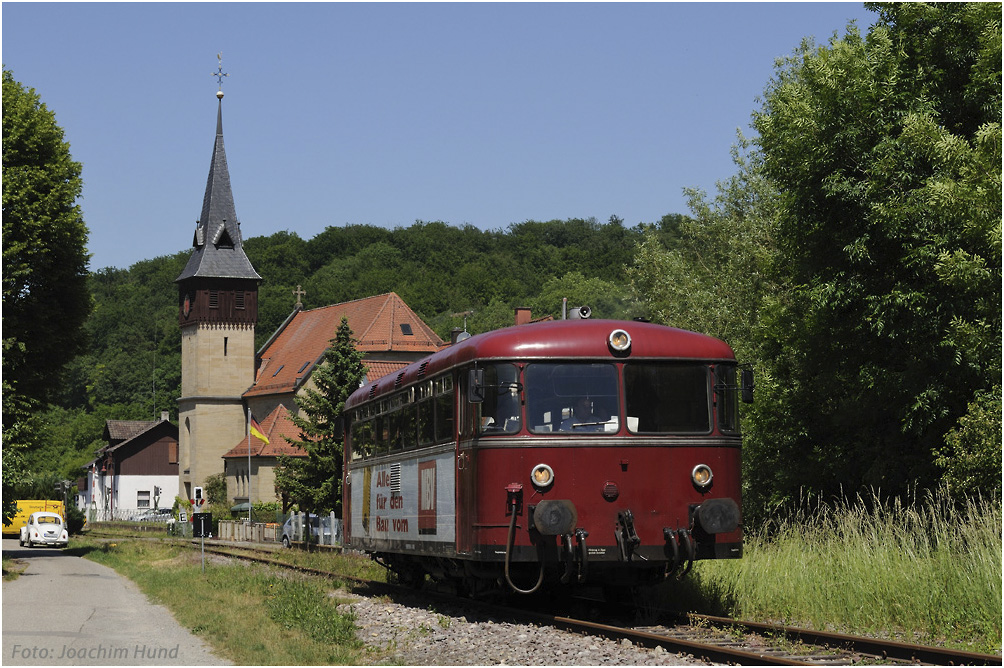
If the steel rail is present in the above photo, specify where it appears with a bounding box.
[529,610,814,665]
[690,613,1001,666]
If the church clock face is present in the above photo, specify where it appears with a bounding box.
[183,293,191,318]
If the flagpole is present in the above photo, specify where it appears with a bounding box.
[247,406,252,524]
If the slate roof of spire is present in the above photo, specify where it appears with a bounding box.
[176,97,261,282]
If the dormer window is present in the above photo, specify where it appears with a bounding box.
[213,222,235,249]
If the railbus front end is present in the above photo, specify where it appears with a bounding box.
[343,319,749,596]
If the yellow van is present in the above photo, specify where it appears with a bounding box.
[2,500,66,537]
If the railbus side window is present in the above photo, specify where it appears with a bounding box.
[374,402,388,455]
[387,393,404,451]
[350,409,376,460]
[383,393,399,450]
[458,366,478,439]
[349,411,361,460]
[715,365,741,434]
[624,363,711,434]
[434,375,454,442]
[400,389,417,449]
[417,381,435,446]
[476,363,522,435]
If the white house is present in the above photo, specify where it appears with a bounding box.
[78,413,179,521]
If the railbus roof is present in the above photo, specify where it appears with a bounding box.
[345,319,735,410]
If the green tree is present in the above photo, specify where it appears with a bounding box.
[750,3,1001,498]
[2,379,36,526]
[3,68,91,527]
[630,3,1001,518]
[275,317,366,517]
[203,472,228,506]
[3,68,91,402]
[529,271,637,322]
[934,387,1002,496]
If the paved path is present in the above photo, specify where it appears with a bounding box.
[2,538,230,665]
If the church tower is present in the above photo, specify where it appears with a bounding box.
[175,82,261,502]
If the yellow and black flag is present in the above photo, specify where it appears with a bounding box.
[249,413,269,444]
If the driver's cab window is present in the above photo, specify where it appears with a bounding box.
[525,363,619,434]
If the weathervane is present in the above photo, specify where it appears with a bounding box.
[213,52,229,97]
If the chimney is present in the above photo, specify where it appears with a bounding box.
[515,307,532,326]
[160,410,170,422]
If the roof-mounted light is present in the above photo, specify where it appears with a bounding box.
[608,329,632,353]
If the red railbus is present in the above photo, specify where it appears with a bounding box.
[343,318,750,596]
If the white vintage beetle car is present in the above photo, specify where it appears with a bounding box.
[19,511,69,548]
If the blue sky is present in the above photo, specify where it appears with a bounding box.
[3,2,875,271]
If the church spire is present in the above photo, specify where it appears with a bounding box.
[176,62,260,283]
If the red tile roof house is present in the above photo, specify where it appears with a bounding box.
[221,293,444,510]
[79,413,179,521]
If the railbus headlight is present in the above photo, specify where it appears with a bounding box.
[691,463,713,489]
[531,463,554,489]
[608,329,631,353]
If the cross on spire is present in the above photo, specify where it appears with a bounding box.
[213,52,229,93]
[293,285,306,310]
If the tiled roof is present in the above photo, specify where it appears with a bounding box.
[244,293,443,398]
[104,421,178,455]
[221,404,307,459]
[364,360,411,384]
[176,98,261,283]
[103,420,159,443]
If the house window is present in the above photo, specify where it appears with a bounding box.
[137,490,151,508]
[400,323,414,335]
[168,441,178,464]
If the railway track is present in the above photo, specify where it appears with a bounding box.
[179,539,998,666]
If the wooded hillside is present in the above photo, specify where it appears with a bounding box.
[33,216,675,491]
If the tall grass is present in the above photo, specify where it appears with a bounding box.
[667,488,1001,654]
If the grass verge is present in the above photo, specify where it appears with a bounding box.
[74,538,366,665]
[3,555,28,581]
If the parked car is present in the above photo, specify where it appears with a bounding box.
[280,514,333,547]
[19,511,69,548]
[140,508,173,522]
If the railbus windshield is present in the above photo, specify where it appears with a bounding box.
[524,363,619,433]
[475,361,732,438]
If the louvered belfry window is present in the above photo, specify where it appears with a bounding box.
[209,290,219,308]
[235,291,245,310]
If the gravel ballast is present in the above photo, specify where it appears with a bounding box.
[339,591,708,665]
